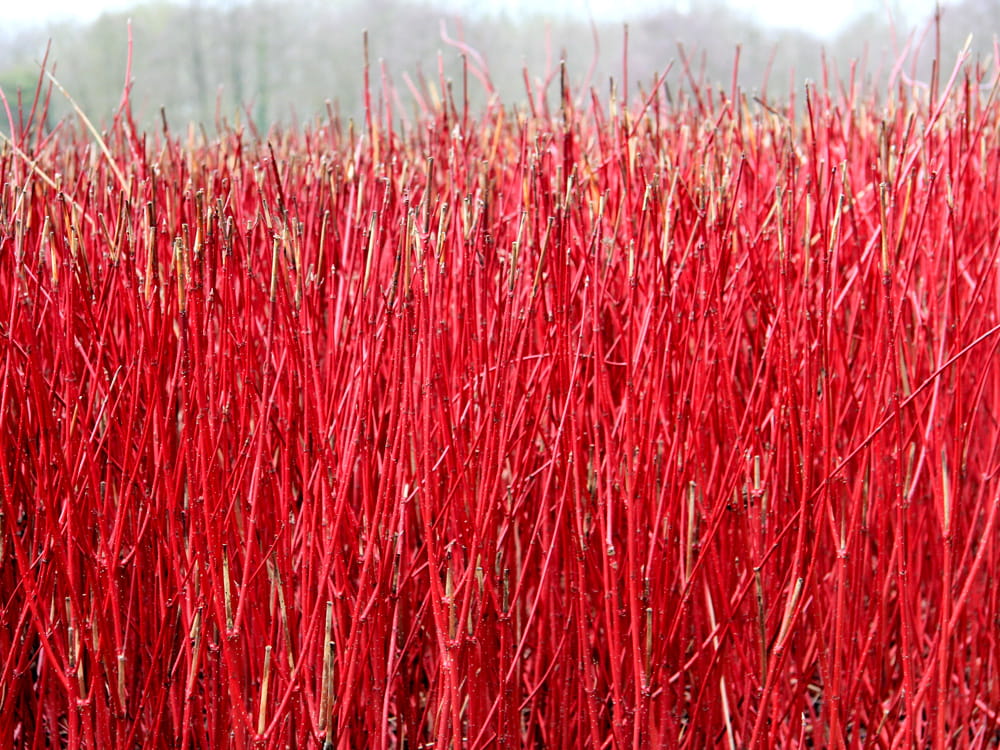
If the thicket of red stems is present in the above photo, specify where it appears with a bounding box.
[3,49,1000,749]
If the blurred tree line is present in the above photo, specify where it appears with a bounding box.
[0,0,996,135]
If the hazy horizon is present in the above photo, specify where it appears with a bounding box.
[8,0,941,39]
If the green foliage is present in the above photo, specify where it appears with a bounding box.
[0,63,42,134]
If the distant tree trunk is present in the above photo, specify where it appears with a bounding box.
[254,0,270,129]
[190,0,210,123]
[227,7,246,117]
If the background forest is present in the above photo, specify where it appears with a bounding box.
[0,1,998,137]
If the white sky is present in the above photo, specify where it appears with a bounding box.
[7,0,941,39]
